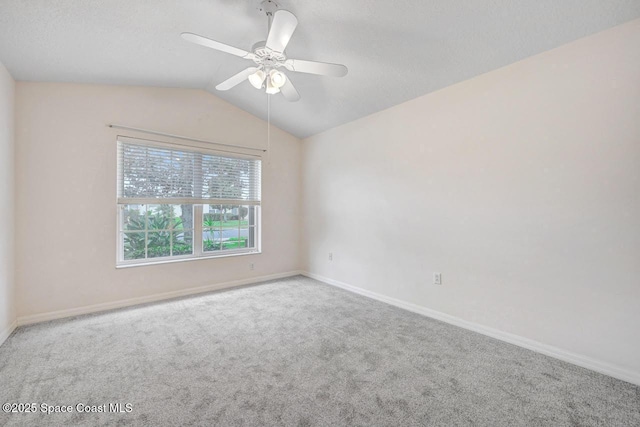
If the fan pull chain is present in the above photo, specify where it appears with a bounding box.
[267,93,271,164]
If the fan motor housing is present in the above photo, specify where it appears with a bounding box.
[251,41,286,65]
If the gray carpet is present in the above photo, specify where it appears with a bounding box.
[0,276,638,426]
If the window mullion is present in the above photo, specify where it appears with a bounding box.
[237,205,241,249]
[144,205,149,259]
[194,204,203,257]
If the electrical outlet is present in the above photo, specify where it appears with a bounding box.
[250,263,254,270]
[328,252,333,261]
[434,273,442,285]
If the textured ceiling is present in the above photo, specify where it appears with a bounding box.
[1,1,639,138]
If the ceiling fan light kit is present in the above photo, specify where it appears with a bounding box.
[265,74,281,94]
[248,68,266,89]
[269,69,287,88]
[181,0,348,102]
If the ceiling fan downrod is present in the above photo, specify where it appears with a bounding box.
[257,0,279,31]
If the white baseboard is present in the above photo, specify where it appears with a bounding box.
[0,319,17,347]
[302,271,640,387]
[17,271,303,326]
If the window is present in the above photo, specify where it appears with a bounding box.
[117,137,261,266]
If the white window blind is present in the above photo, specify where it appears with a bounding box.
[117,137,261,205]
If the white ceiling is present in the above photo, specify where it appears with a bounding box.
[1,1,639,138]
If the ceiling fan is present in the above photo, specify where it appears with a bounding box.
[181,0,348,102]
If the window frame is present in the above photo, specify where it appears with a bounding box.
[116,137,262,268]
[116,204,261,268]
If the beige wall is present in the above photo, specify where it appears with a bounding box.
[0,62,15,340]
[302,19,640,377]
[15,83,302,318]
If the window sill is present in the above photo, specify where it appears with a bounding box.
[116,250,261,269]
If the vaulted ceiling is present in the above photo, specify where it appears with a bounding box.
[1,0,639,138]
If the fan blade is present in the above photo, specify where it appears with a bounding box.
[265,10,298,53]
[280,77,300,102]
[284,59,348,77]
[215,67,258,91]
[181,32,255,60]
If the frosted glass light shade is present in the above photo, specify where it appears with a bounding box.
[265,75,280,94]
[248,69,266,89]
[269,70,287,88]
